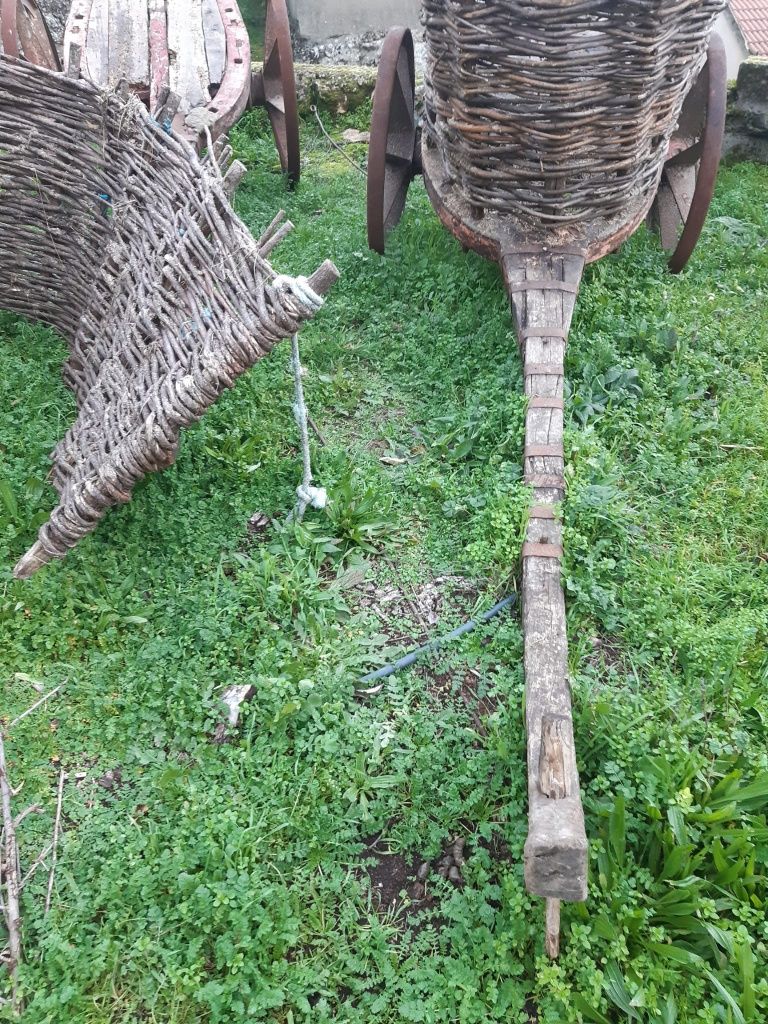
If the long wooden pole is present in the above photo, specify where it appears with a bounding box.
[502,247,589,950]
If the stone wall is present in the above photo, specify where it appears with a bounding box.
[37,0,68,42]
[724,58,768,164]
[287,0,420,44]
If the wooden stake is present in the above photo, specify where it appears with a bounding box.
[545,898,561,959]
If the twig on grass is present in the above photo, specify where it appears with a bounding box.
[311,105,366,176]
[0,733,22,1014]
[44,770,65,915]
[13,806,42,830]
[8,682,66,731]
[19,842,54,892]
[307,412,327,446]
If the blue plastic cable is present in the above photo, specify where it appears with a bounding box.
[358,594,517,685]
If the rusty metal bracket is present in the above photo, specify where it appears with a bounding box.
[525,445,563,459]
[528,396,565,410]
[524,362,565,377]
[522,543,564,559]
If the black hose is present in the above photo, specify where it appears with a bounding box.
[358,594,517,685]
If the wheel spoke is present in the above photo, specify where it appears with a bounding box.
[656,181,681,251]
[367,27,417,253]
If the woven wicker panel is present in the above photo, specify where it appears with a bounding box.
[0,57,334,578]
[422,0,724,227]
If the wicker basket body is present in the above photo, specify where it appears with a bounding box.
[423,0,724,229]
[0,56,330,577]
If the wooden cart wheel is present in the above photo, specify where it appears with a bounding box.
[652,33,727,274]
[1,0,60,70]
[251,0,300,184]
[367,27,419,254]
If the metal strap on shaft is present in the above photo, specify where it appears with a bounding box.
[507,280,580,294]
[522,543,564,559]
[525,363,564,377]
[519,327,569,340]
[504,246,587,259]
[525,444,563,459]
[528,396,564,410]
[525,473,566,489]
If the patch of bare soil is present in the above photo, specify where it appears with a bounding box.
[361,835,469,924]
[355,573,481,648]
[424,665,503,735]
[586,633,627,674]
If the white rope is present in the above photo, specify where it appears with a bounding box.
[290,332,327,520]
[271,276,327,519]
[271,274,327,520]
[273,274,324,314]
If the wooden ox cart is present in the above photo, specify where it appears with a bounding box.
[366,0,727,954]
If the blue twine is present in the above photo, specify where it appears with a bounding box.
[97,192,112,218]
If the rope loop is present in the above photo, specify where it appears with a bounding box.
[273,274,324,313]
[296,484,328,510]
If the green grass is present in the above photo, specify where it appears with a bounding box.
[1,110,767,1023]
[240,0,267,61]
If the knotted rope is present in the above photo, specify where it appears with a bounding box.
[273,275,328,521]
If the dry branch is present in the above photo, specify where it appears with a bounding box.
[44,771,65,915]
[8,683,66,731]
[0,734,22,1013]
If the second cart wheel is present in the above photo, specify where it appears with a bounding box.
[0,0,60,70]
[367,27,419,254]
[652,33,727,274]
[251,0,300,184]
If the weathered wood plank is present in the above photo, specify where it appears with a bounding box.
[665,163,697,221]
[148,0,170,114]
[202,0,226,88]
[167,0,210,115]
[108,0,149,90]
[63,0,95,80]
[85,0,109,88]
[546,898,561,959]
[502,248,588,904]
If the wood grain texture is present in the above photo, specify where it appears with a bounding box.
[503,249,588,903]
[108,0,149,89]
[538,713,574,800]
[202,0,226,87]
[85,0,108,87]
[545,898,561,959]
[167,0,210,114]
[148,0,169,113]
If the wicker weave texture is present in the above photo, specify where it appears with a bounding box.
[0,57,334,578]
[423,0,724,226]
